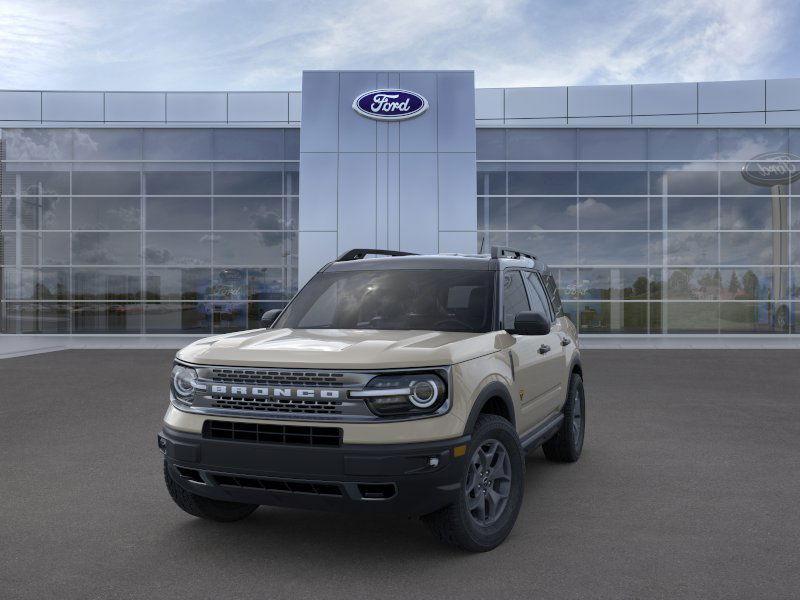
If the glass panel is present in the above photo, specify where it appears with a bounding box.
[719,267,787,301]
[3,302,70,333]
[284,163,299,196]
[19,232,70,265]
[3,129,73,160]
[664,302,719,333]
[666,232,718,264]
[667,197,718,230]
[579,233,649,265]
[72,232,140,265]
[73,303,142,333]
[648,129,718,161]
[247,302,286,329]
[794,232,800,265]
[649,197,663,230]
[213,232,294,266]
[143,129,213,160]
[72,197,140,230]
[508,168,576,195]
[72,268,141,300]
[72,171,141,195]
[650,302,662,333]
[13,268,70,300]
[1,198,17,228]
[212,302,247,332]
[144,303,211,333]
[718,129,788,160]
[578,197,646,230]
[144,171,211,195]
[577,302,648,333]
[577,268,649,300]
[649,269,663,300]
[666,268,720,300]
[145,268,212,300]
[719,302,781,333]
[650,169,717,196]
[73,129,141,160]
[720,232,777,265]
[502,271,530,327]
[793,198,800,230]
[578,129,646,160]
[720,168,777,195]
[579,171,647,195]
[213,169,283,195]
[213,197,284,229]
[476,165,506,195]
[792,268,800,299]
[561,301,578,326]
[213,129,283,160]
[145,197,211,230]
[11,170,70,195]
[1,232,15,264]
[20,197,69,230]
[507,232,577,265]
[507,129,575,160]
[284,129,300,159]
[547,268,578,302]
[507,197,576,230]
[145,232,212,265]
[720,197,787,230]
[476,129,505,160]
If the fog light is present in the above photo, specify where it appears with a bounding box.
[428,457,439,468]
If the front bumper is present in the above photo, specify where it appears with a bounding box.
[159,425,470,516]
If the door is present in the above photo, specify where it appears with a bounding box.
[501,271,563,432]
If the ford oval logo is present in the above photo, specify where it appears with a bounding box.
[741,152,800,187]
[352,89,428,121]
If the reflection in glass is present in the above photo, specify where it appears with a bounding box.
[143,129,213,160]
[145,232,212,266]
[719,268,786,301]
[720,232,777,265]
[20,232,70,265]
[73,303,143,333]
[666,268,720,300]
[213,197,283,230]
[507,232,577,265]
[72,197,140,230]
[579,233,649,265]
[72,268,141,300]
[577,268,649,300]
[650,169,717,196]
[508,169,576,195]
[144,303,212,333]
[577,197,646,230]
[2,302,70,333]
[577,302,647,333]
[507,129,575,160]
[477,167,506,195]
[667,197,718,230]
[3,129,73,160]
[73,129,141,160]
[666,232,718,264]
[213,170,282,195]
[144,171,211,195]
[578,129,646,160]
[145,197,211,230]
[213,129,284,160]
[20,197,69,230]
[507,197,576,230]
[72,171,140,195]
[145,268,212,301]
[578,171,647,195]
[720,197,787,230]
[664,302,719,333]
[213,232,293,266]
[212,302,247,332]
[476,129,505,160]
[72,232,140,265]
[647,129,717,161]
[720,302,782,333]
[9,171,70,196]
[15,268,70,300]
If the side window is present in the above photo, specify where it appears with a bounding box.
[544,273,564,317]
[502,271,530,328]
[522,272,552,321]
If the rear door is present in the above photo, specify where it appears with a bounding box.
[501,270,560,432]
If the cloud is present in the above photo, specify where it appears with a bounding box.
[0,0,795,90]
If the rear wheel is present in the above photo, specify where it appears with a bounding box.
[422,415,525,552]
[542,374,585,463]
[163,461,258,522]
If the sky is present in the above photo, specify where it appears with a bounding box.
[0,0,798,91]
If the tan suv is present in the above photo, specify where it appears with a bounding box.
[159,246,585,551]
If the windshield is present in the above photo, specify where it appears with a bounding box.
[274,269,496,333]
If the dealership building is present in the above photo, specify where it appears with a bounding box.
[1,70,799,344]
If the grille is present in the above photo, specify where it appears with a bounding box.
[210,395,342,415]
[210,473,343,496]
[209,368,347,387]
[204,420,342,447]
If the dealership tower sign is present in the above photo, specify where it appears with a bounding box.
[352,89,428,121]
[741,152,800,186]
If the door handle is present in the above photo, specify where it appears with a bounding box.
[560,336,571,346]
[538,344,551,354]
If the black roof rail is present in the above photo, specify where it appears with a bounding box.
[490,246,537,261]
[336,248,417,262]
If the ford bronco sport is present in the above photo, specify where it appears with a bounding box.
[159,246,585,551]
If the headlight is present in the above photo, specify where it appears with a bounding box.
[171,364,198,405]
[351,372,447,417]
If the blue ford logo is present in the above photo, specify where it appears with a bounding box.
[742,152,800,186]
[352,89,428,121]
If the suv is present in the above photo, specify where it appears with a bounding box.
[159,246,585,551]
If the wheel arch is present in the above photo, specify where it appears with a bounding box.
[463,381,516,434]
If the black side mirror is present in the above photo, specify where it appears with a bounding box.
[260,309,282,329]
[510,311,550,336]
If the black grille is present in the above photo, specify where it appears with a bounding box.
[204,420,342,447]
[210,395,342,415]
[210,368,347,387]
[210,474,343,496]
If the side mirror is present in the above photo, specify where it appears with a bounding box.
[260,309,282,329]
[510,311,550,336]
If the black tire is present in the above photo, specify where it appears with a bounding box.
[422,414,525,552]
[163,461,258,522]
[542,373,585,463]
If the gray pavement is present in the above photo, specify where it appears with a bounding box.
[1,349,799,599]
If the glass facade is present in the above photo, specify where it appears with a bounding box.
[478,128,800,335]
[0,128,299,334]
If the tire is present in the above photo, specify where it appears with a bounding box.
[163,461,258,522]
[542,373,585,463]
[422,414,525,552]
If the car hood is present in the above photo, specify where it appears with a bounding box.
[176,328,502,369]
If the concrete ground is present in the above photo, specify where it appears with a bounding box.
[1,349,798,600]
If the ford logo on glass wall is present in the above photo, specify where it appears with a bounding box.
[353,89,428,121]
[741,152,800,187]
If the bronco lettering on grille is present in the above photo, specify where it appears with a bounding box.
[210,384,341,400]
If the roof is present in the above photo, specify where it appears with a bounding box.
[322,252,548,273]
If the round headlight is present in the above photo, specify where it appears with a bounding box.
[409,379,439,408]
[171,365,198,400]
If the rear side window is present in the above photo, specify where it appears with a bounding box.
[544,273,564,317]
[523,271,552,321]
[502,271,530,328]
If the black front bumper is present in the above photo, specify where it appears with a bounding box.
[159,425,470,516]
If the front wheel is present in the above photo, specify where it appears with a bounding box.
[163,461,258,522]
[422,415,525,552]
[542,373,585,463]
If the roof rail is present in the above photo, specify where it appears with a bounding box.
[490,246,537,261]
[336,248,417,262]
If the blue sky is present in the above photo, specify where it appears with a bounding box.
[1,0,798,90]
